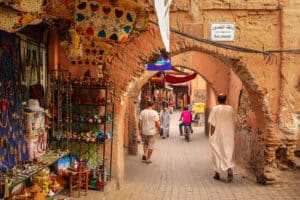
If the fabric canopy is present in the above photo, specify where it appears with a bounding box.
[164,73,197,84]
[154,0,172,52]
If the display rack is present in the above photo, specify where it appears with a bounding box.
[48,69,72,151]
[71,85,114,190]
[48,68,114,190]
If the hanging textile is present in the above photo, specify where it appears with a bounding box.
[0,31,28,172]
[0,4,44,33]
[154,0,172,52]
[164,73,197,84]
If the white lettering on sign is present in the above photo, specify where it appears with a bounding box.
[211,23,235,41]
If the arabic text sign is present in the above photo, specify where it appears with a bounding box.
[211,23,235,41]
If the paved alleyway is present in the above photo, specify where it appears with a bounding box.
[104,111,300,200]
[57,111,300,200]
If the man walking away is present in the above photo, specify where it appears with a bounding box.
[160,107,170,139]
[139,101,161,164]
[208,93,237,182]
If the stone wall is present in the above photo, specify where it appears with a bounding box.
[235,89,256,168]
[46,0,300,186]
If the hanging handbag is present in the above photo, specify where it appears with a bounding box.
[29,50,45,106]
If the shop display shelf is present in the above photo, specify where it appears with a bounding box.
[50,137,112,144]
[8,151,70,189]
[72,85,113,90]
[73,102,114,106]
[53,81,115,193]
[73,102,106,106]
[72,120,113,125]
[68,138,111,144]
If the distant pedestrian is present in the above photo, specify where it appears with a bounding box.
[179,106,193,136]
[168,100,174,114]
[160,107,170,139]
[139,101,161,164]
[208,93,237,182]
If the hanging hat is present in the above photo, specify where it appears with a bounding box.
[25,99,44,112]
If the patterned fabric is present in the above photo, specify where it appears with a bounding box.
[66,0,138,65]
[2,0,44,13]
[46,0,74,19]
[62,36,112,66]
[0,5,44,33]
[0,31,28,171]
[24,112,45,139]
[75,0,136,43]
[57,0,148,66]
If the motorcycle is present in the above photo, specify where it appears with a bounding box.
[183,123,192,142]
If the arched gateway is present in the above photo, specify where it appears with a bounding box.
[106,23,299,185]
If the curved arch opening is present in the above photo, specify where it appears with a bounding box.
[122,50,262,184]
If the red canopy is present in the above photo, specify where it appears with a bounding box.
[164,73,197,84]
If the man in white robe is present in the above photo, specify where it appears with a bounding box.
[160,107,170,138]
[208,93,237,182]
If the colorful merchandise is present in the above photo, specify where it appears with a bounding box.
[0,4,44,33]
[24,111,47,161]
[75,0,137,42]
[0,31,28,171]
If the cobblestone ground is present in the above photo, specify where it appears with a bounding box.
[57,111,300,200]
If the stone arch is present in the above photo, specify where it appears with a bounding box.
[107,24,274,184]
[106,24,265,123]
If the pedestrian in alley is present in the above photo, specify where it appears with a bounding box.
[168,100,174,114]
[179,106,193,136]
[208,93,237,182]
[160,107,170,139]
[139,101,161,164]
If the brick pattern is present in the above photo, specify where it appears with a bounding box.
[105,112,300,200]
[54,111,300,200]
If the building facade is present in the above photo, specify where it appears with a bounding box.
[0,0,299,188]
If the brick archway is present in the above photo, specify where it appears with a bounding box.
[106,24,288,185]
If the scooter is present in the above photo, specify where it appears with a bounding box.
[183,123,192,142]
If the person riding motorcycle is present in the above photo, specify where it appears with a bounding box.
[179,105,193,136]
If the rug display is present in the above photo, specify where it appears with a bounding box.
[1,0,44,13]
[0,1,44,33]
[46,0,74,19]
[75,0,137,42]
[0,31,28,171]
[60,0,147,66]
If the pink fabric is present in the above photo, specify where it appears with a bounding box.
[181,110,192,123]
[26,132,47,161]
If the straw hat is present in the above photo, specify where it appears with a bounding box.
[25,99,44,112]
